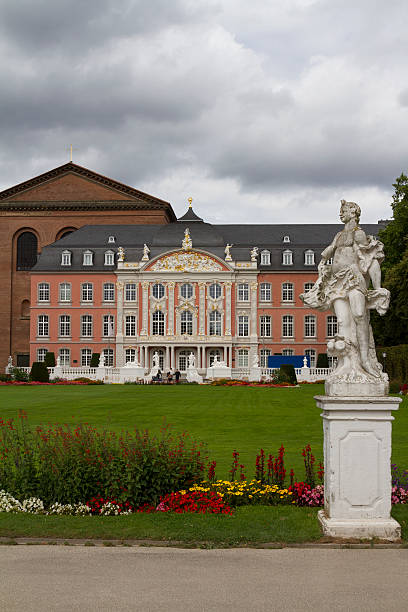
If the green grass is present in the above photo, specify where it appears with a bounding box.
[1,384,407,479]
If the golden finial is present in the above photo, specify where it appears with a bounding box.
[188,197,193,208]
[67,144,77,162]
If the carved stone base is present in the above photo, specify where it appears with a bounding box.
[318,510,401,541]
[186,367,203,384]
[325,379,388,397]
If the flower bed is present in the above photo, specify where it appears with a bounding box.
[211,379,295,388]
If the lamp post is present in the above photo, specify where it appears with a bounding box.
[382,352,387,373]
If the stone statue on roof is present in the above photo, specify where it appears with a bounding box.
[117,246,125,262]
[224,244,233,261]
[250,246,259,262]
[142,244,150,261]
[300,199,390,396]
[182,228,192,251]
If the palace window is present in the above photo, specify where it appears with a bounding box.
[209,349,222,367]
[282,348,294,356]
[152,310,165,335]
[181,310,193,335]
[104,251,114,266]
[260,315,271,337]
[17,232,38,270]
[178,350,189,371]
[180,283,193,299]
[328,355,338,368]
[37,348,48,362]
[304,315,316,338]
[305,348,316,367]
[108,236,116,244]
[38,283,50,302]
[327,315,338,337]
[125,315,136,336]
[209,311,222,336]
[83,250,93,266]
[282,282,294,302]
[260,282,271,302]
[282,250,293,265]
[304,250,315,265]
[237,283,249,301]
[103,315,115,337]
[59,283,71,302]
[209,283,221,299]
[59,315,71,337]
[125,283,137,301]
[152,283,165,299]
[81,348,92,366]
[81,283,93,302]
[102,348,114,367]
[283,235,290,243]
[304,282,314,294]
[37,315,49,337]
[125,349,137,363]
[103,282,115,302]
[260,349,271,367]
[261,250,271,265]
[59,348,70,366]
[81,315,93,337]
[61,250,71,266]
[282,315,294,338]
[237,349,249,368]
[238,315,249,337]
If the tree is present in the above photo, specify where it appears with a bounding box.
[371,173,408,346]
[44,351,55,367]
[90,353,100,367]
[30,362,49,382]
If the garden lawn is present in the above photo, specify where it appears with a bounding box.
[1,384,407,479]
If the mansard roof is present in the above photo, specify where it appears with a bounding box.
[32,218,386,273]
[0,162,176,219]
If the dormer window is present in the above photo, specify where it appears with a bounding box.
[61,250,71,266]
[104,250,114,266]
[83,251,93,266]
[283,235,290,243]
[108,236,115,244]
[282,250,293,265]
[261,250,270,265]
[304,250,315,265]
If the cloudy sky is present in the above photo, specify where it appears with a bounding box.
[0,0,407,224]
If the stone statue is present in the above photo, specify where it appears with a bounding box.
[98,354,105,367]
[252,353,260,368]
[224,244,233,261]
[142,244,150,261]
[182,228,192,251]
[188,352,196,368]
[250,246,259,262]
[7,355,13,369]
[212,355,220,367]
[56,356,61,368]
[303,356,309,368]
[117,247,125,262]
[300,200,390,395]
[152,351,160,369]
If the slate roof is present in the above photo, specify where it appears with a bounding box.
[33,207,387,273]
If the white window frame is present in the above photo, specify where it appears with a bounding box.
[152,310,165,335]
[59,315,71,337]
[283,235,290,243]
[108,236,115,244]
[83,250,93,266]
[61,250,71,266]
[282,348,294,356]
[259,283,271,302]
[282,315,294,338]
[59,282,71,303]
[237,283,249,302]
[180,310,193,335]
[81,315,93,337]
[209,310,222,336]
[38,282,50,302]
[125,348,137,363]
[260,349,271,368]
[81,283,93,302]
[260,315,271,337]
[282,282,294,302]
[305,348,316,367]
[180,283,193,300]
[304,315,316,338]
[237,315,249,337]
[103,282,115,302]
[152,283,165,299]
[304,282,314,294]
[237,349,249,368]
[327,315,338,337]
[104,250,114,266]
[103,314,115,337]
[125,283,137,301]
[59,348,70,366]
[209,283,221,299]
[260,250,271,265]
[282,250,293,265]
[102,348,114,367]
[81,348,92,366]
[304,250,315,265]
[37,315,49,337]
[125,315,136,337]
[37,348,48,362]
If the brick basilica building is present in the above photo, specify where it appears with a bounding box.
[29,200,386,374]
[0,162,175,369]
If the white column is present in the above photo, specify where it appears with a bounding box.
[316,394,401,541]
[168,282,175,335]
[225,282,232,336]
[141,281,149,336]
[198,282,206,336]
[165,346,170,371]
[171,345,175,369]
[115,281,124,366]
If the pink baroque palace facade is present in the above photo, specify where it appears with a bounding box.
[30,205,386,372]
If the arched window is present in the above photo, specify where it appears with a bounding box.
[305,348,316,367]
[152,283,165,299]
[237,349,249,368]
[104,251,115,266]
[102,348,114,366]
[282,250,293,265]
[261,250,271,265]
[180,310,193,335]
[260,283,271,302]
[180,283,193,299]
[38,283,50,302]
[125,348,137,363]
[81,348,92,366]
[260,349,271,367]
[283,235,290,243]
[304,315,316,337]
[304,250,315,265]
[103,282,115,302]
[209,311,222,336]
[327,315,338,337]
[178,350,189,371]
[209,283,221,299]
[152,310,165,335]
[59,283,71,302]
[21,299,30,318]
[282,282,294,302]
[282,315,294,337]
[16,232,37,270]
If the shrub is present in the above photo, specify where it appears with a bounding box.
[316,353,329,368]
[279,364,297,385]
[0,415,208,507]
[90,353,100,367]
[389,380,403,394]
[10,367,29,382]
[44,352,56,367]
[29,362,49,383]
[0,373,12,382]
[376,345,408,381]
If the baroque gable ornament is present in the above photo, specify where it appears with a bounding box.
[150,250,224,273]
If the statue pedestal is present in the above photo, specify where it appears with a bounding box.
[207,366,232,380]
[119,366,146,383]
[186,367,203,383]
[315,395,401,541]
[249,367,261,382]
[144,366,159,382]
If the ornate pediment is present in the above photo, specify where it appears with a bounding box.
[149,250,224,273]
